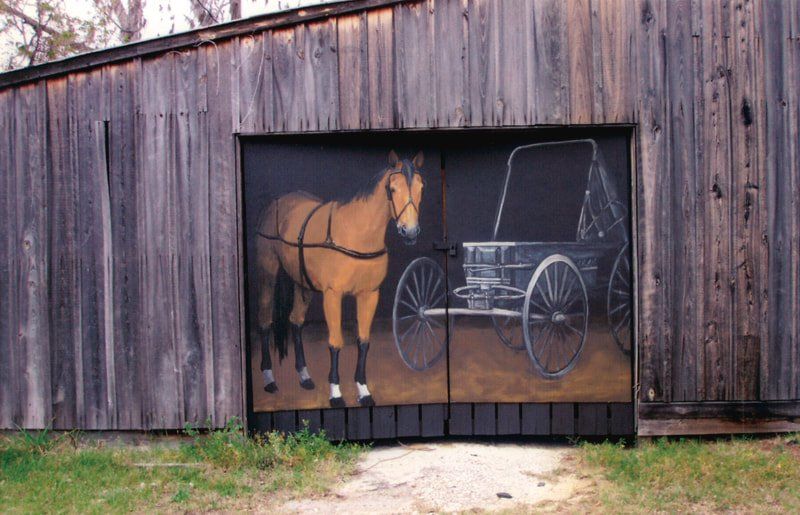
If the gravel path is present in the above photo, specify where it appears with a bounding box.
[279,441,590,513]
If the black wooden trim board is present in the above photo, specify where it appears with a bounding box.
[249,403,635,440]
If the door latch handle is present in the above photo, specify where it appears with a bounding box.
[433,240,458,257]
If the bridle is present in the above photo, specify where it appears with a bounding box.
[385,171,420,223]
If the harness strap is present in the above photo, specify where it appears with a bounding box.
[297,203,325,291]
[256,202,389,292]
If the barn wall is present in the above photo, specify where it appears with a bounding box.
[0,0,798,430]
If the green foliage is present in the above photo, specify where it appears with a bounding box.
[0,419,363,513]
[580,434,800,512]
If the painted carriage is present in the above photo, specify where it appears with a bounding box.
[392,139,632,378]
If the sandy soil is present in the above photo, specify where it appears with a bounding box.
[278,441,593,514]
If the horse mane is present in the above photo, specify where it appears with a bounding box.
[338,159,418,204]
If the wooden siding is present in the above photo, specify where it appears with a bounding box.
[0,0,798,430]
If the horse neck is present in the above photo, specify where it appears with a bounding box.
[335,172,392,248]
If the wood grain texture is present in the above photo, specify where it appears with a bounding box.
[0,0,798,432]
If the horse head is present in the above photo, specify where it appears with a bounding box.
[387,150,424,245]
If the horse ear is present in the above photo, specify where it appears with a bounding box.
[413,151,424,169]
[388,150,400,167]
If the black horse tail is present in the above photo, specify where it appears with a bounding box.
[272,265,294,362]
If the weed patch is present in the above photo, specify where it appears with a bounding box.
[0,419,363,513]
[579,434,800,512]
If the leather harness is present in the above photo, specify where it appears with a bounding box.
[256,170,418,292]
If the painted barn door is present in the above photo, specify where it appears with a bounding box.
[441,132,633,405]
[243,135,449,414]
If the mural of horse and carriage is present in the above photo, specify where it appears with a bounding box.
[245,135,632,411]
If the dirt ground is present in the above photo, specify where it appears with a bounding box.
[278,441,593,513]
[251,315,630,411]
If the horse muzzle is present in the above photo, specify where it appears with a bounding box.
[397,223,420,245]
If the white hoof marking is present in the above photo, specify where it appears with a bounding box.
[262,369,275,385]
[299,367,311,382]
[329,383,342,400]
[356,382,371,400]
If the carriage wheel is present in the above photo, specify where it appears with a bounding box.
[607,243,632,356]
[522,255,589,378]
[393,257,448,371]
[492,315,525,350]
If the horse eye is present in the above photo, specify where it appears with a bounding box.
[391,187,396,192]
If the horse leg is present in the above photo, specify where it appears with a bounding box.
[290,284,315,390]
[354,289,379,407]
[322,289,345,408]
[257,242,280,393]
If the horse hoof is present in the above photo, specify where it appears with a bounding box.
[264,382,278,394]
[329,397,345,408]
[358,395,375,407]
[300,378,316,390]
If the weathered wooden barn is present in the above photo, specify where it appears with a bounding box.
[1,0,799,438]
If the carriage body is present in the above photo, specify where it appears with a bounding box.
[456,241,618,311]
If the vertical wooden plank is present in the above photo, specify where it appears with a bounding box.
[303,19,340,131]
[609,403,634,435]
[72,69,114,429]
[237,32,270,133]
[174,48,213,426]
[466,0,491,126]
[529,0,569,124]
[635,0,669,403]
[297,409,322,433]
[107,61,144,429]
[347,407,371,440]
[372,406,396,439]
[322,408,345,440]
[597,0,636,122]
[472,403,495,435]
[665,0,698,401]
[448,403,472,435]
[394,1,435,127]
[577,404,608,435]
[420,403,445,437]
[338,13,370,130]
[496,0,527,125]
[496,403,520,435]
[567,0,595,124]
[698,0,733,401]
[271,27,298,132]
[45,78,79,429]
[206,41,243,425]
[251,411,273,434]
[13,82,52,429]
[728,0,763,401]
[761,0,794,400]
[589,0,605,121]
[434,0,469,126]
[551,403,575,435]
[138,55,181,429]
[790,1,800,400]
[396,404,421,437]
[0,88,14,427]
[521,403,550,435]
[366,7,394,128]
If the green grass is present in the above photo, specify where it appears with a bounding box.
[0,419,363,514]
[579,434,800,512]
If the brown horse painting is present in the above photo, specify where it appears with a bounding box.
[254,151,425,407]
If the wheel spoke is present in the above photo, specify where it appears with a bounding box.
[412,271,422,304]
[536,281,553,309]
[614,311,631,334]
[544,267,554,305]
[400,298,418,313]
[559,273,577,308]
[430,293,446,308]
[609,302,628,315]
[563,321,584,337]
[405,284,419,307]
[427,316,444,329]
[398,314,418,322]
[612,288,629,297]
[400,320,420,341]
